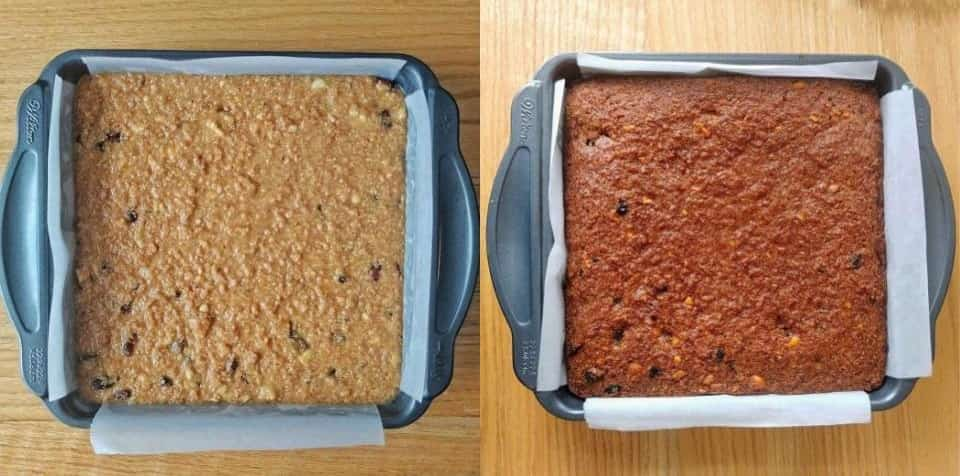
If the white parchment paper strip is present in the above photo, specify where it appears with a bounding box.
[45,55,433,452]
[882,86,931,377]
[91,405,384,454]
[540,55,931,429]
[578,53,878,79]
[84,56,406,78]
[537,79,567,391]
[584,392,871,431]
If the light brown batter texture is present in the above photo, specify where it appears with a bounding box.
[563,76,886,398]
[73,74,406,405]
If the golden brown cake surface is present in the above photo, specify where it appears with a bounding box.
[73,74,405,404]
[563,76,886,398]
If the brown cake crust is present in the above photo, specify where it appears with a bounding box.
[563,76,886,398]
[73,74,406,405]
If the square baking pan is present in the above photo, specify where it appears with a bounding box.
[487,53,954,420]
[1,49,479,428]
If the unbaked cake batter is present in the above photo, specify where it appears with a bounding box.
[72,74,405,404]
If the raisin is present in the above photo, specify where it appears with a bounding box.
[75,133,82,144]
[379,110,392,129]
[612,327,625,342]
[106,131,122,143]
[288,322,310,352]
[394,262,402,276]
[583,368,603,383]
[337,274,348,284]
[316,204,323,213]
[78,352,98,362]
[565,343,583,357]
[653,282,669,294]
[121,333,138,356]
[160,375,173,387]
[605,384,621,395]
[125,209,138,224]
[100,260,112,273]
[120,301,132,314]
[174,289,182,299]
[91,376,115,391]
[227,357,239,376]
[370,262,383,282]
[648,366,661,378]
[612,296,622,305]
[327,368,338,378]
[850,253,863,269]
[95,140,106,152]
[714,347,725,362]
[616,199,629,216]
[112,389,132,400]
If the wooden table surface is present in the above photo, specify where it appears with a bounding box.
[480,1,959,474]
[0,1,479,474]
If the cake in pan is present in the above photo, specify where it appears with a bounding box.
[562,76,886,397]
[72,74,405,404]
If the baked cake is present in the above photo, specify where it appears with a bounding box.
[562,76,886,397]
[73,74,406,404]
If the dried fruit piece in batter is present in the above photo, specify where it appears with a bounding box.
[369,262,383,282]
[91,376,116,391]
[379,110,393,129]
[112,388,132,400]
[226,357,239,376]
[616,199,629,216]
[121,333,138,356]
[160,375,173,387]
[125,209,138,224]
[584,368,603,383]
[850,253,863,269]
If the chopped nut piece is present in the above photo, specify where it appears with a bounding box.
[673,355,682,364]
[787,335,800,348]
[671,336,681,347]
[683,296,694,307]
[641,196,653,204]
[672,370,687,379]
[702,374,715,385]
[750,375,766,389]
[828,184,839,193]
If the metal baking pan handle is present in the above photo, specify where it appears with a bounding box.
[487,82,544,390]
[0,83,51,398]
[426,88,479,397]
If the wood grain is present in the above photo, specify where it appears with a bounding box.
[0,1,479,474]
[480,1,959,474]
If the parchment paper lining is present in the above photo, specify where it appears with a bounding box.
[540,54,930,430]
